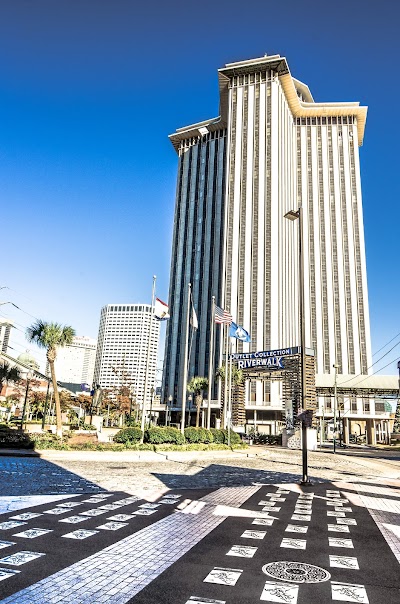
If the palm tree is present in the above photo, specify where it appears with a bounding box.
[215,363,245,427]
[26,320,75,437]
[187,376,209,427]
[0,362,21,388]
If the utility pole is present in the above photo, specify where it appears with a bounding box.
[333,363,339,454]
[141,276,157,439]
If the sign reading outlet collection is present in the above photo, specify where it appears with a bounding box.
[230,347,300,370]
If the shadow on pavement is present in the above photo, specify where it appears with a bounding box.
[0,456,105,496]
[152,463,328,490]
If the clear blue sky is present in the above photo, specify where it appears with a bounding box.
[0,0,399,375]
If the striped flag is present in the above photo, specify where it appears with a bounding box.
[214,305,232,325]
[154,298,170,320]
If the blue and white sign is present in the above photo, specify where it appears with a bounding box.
[231,347,299,361]
[230,347,300,371]
[236,356,285,370]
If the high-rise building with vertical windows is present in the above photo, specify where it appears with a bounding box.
[54,336,97,389]
[163,54,372,417]
[93,304,160,405]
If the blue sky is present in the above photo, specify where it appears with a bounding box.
[0,0,399,376]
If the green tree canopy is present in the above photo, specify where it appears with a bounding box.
[215,363,244,385]
[0,362,21,386]
[187,376,209,428]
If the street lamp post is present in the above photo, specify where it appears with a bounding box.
[41,380,51,431]
[284,206,311,485]
[166,394,172,426]
[187,395,192,427]
[333,363,338,454]
[20,370,33,431]
[149,386,155,427]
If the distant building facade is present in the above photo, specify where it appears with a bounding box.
[93,304,160,406]
[54,336,97,388]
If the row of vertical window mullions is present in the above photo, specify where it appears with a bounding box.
[237,85,248,348]
[162,147,185,398]
[317,125,330,373]
[171,146,193,398]
[189,139,204,377]
[305,127,318,365]
[263,80,271,352]
[296,116,354,126]
[225,87,237,340]
[251,82,260,347]
[202,137,218,385]
[348,139,368,374]
[338,131,355,374]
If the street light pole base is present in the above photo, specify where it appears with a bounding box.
[299,479,313,486]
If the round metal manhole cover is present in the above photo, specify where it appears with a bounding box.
[262,561,331,584]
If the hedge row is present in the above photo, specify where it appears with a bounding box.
[113,426,242,446]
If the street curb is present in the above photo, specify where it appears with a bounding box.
[0,447,259,462]
[0,449,40,457]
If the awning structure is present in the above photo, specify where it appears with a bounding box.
[315,373,399,397]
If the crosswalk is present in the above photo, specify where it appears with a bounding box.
[0,481,399,603]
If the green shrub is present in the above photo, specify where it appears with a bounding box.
[209,428,241,446]
[184,427,201,443]
[30,433,69,450]
[154,442,230,452]
[210,428,225,443]
[256,433,282,446]
[225,429,241,446]
[78,423,97,431]
[113,427,143,444]
[0,426,34,449]
[145,426,184,445]
[184,427,214,443]
[124,417,140,427]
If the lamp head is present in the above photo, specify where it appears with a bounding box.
[284,210,299,221]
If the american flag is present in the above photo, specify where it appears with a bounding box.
[214,305,232,325]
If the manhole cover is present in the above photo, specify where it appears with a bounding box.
[262,561,331,584]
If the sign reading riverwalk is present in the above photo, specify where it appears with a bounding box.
[230,347,300,370]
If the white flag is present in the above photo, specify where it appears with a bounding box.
[154,298,170,320]
[191,305,198,330]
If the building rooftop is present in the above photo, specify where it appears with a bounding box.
[170,54,367,151]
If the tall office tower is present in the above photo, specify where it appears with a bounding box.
[93,304,160,405]
[163,54,372,407]
[55,336,97,388]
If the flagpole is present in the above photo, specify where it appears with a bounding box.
[180,282,191,434]
[228,337,233,446]
[207,296,215,430]
[224,319,229,429]
[141,275,156,440]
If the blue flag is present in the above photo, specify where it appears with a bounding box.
[229,322,251,342]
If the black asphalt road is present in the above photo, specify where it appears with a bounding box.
[130,482,400,604]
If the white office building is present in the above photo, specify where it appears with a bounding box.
[93,304,160,406]
[55,336,97,387]
[164,54,380,434]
